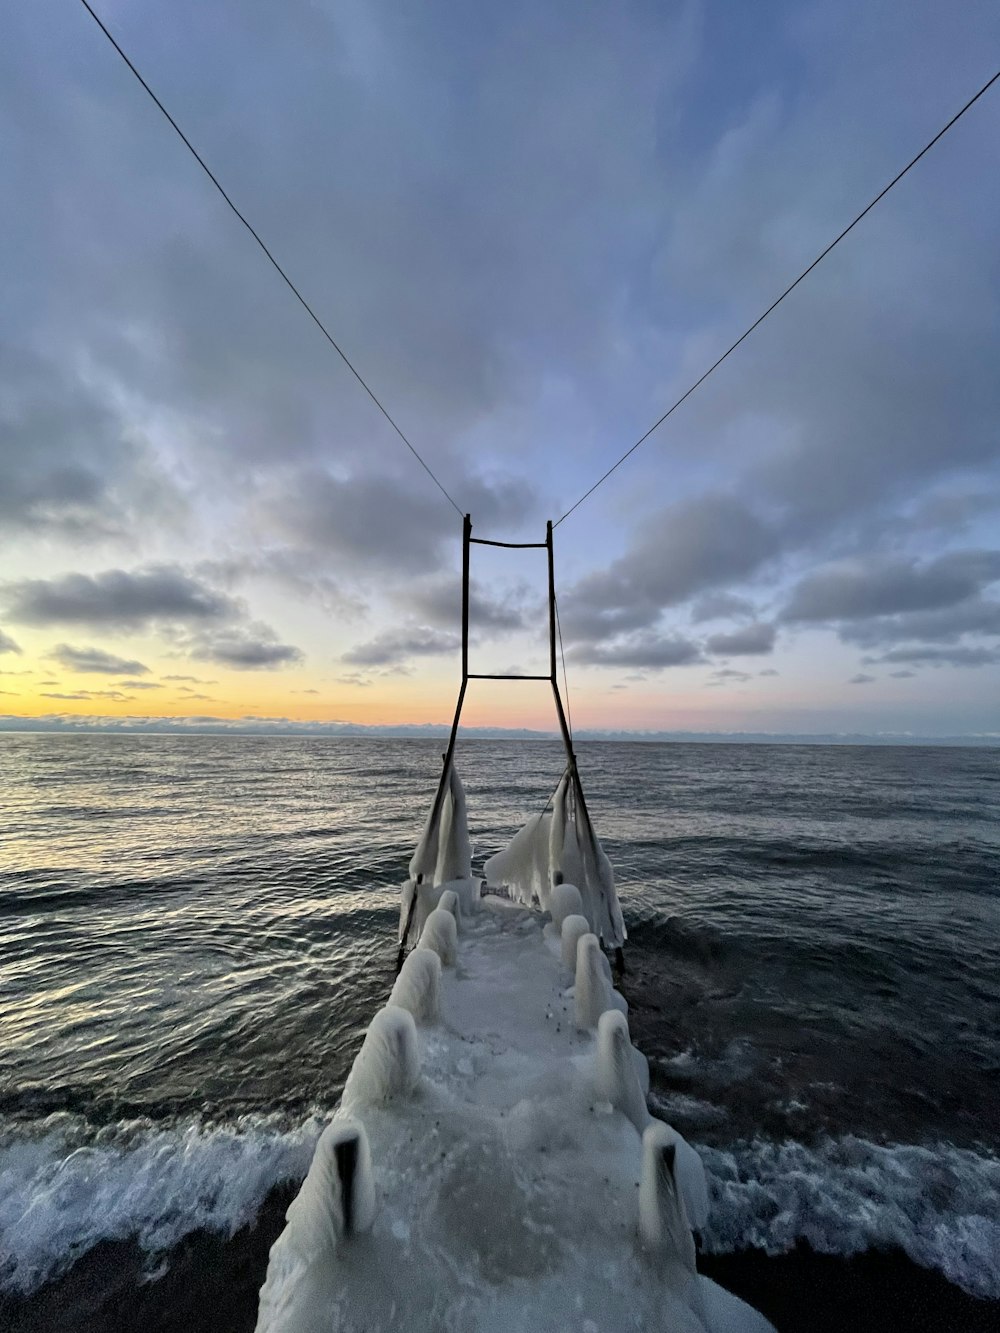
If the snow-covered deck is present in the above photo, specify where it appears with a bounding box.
[256,893,774,1332]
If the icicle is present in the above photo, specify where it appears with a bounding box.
[574,788,627,948]
[596,1010,649,1134]
[341,1007,419,1112]
[435,765,471,886]
[388,946,442,1025]
[484,812,552,906]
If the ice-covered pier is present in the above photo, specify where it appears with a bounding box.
[255,768,774,1333]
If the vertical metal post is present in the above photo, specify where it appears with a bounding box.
[397,514,472,969]
[462,512,471,682]
[547,519,575,769]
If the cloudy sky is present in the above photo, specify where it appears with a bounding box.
[1,0,998,737]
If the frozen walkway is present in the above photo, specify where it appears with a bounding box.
[256,896,774,1332]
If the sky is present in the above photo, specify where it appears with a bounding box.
[1,0,999,739]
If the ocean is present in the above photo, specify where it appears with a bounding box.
[1,734,998,1331]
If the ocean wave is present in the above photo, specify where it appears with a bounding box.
[701,1137,1000,1300]
[0,1112,325,1295]
[3,1115,998,1302]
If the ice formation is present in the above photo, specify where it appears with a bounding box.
[560,912,590,971]
[596,1009,649,1135]
[638,1126,704,1313]
[418,907,458,967]
[646,1118,709,1234]
[256,887,777,1333]
[388,947,441,1025]
[486,770,626,946]
[286,1119,376,1254]
[574,932,627,1030]
[407,762,470,888]
[548,880,583,933]
[341,1007,420,1113]
[483,812,552,908]
[436,887,462,932]
[435,765,471,885]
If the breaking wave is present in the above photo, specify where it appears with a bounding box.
[0,1113,324,1295]
[3,1115,998,1301]
[701,1137,1000,1300]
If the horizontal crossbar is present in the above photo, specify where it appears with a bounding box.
[469,537,548,549]
[467,673,553,681]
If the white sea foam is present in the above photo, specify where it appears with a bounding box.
[3,1122,999,1301]
[4,1111,1000,1306]
[0,1112,324,1295]
[701,1136,1000,1300]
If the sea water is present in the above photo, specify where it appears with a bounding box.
[1,735,998,1317]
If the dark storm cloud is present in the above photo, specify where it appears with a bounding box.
[342,626,461,667]
[562,494,778,643]
[49,644,151,675]
[569,631,703,670]
[0,629,21,654]
[705,622,776,655]
[781,552,1000,623]
[4,566,240,629]
[190,626,304,670]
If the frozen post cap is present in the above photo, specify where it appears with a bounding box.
[388,946,441,1025]
[575,933,628,1030]
[286,1118,377,1254]
[641,1119,709,1235]
[437,887,462,933]
[561,914,590,971]
[639,1124,696,1265]
[342,1006,420,1111]
[596,1010,649,1134]
[418,907,458,966]
[549,882,583,932]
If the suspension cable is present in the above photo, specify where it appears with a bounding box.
[553,67,1000,528]
[77,0,464,519]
